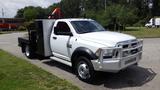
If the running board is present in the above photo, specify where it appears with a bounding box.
[50,56,72,67]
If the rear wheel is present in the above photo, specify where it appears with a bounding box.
[75,56,95,83]
[24,45,33,58]
[134,63,138,66]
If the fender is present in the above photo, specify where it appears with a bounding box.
[71,47,98,61]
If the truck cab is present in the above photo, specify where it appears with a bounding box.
[18,18,143,82]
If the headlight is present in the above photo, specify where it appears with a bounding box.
[95,48,114,57]
[95,48,119,59]
[103,49,114,57]
[103,49,119,58]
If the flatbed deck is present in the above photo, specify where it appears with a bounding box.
[18,36,29,47]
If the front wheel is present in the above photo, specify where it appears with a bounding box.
[75,56,95,83]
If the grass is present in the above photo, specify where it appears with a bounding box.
[0,49,79,90]
[0,30,26,34]
[122,27,160,38]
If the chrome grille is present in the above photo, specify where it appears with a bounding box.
[122,44,129,49]
[131,43,138,48]
[117,39,143,57]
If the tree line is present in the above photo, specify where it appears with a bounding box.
[15,0,160,27]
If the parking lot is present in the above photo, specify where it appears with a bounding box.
[0,32,160,90]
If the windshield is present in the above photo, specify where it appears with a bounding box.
[71,20,106,34]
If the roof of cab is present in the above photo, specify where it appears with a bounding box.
[56,18,93,22]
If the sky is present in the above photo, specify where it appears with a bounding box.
[0,0,61,18]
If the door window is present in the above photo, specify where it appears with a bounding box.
[54,22,71,35]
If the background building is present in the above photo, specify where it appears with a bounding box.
[0,18,24,31]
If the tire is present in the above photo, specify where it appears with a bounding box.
[24,45,33,59]
[134,63,138,66]
[75,56,95,83]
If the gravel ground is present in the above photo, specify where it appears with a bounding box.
[0,32,160,90]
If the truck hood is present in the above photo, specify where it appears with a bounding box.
[79,31,136,47]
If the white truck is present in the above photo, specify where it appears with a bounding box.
[145,18,160,28]
[18,19,143,82]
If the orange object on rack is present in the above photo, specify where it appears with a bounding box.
[48,8,62,19]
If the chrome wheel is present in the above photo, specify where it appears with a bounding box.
[78,61,90,79]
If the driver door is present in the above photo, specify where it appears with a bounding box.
[50,21,72,61]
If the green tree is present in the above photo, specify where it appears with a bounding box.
[35,7,46,19]
[15,6,45,20]
[60,0,81,18]
[23,7,39,21]
[15,0,160,27]
[15,9,24,18]
[90,4,137,29]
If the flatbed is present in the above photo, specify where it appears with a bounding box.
[18,36,29,46]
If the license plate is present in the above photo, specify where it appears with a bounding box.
[125,57,136,64]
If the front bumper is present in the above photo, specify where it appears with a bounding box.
[91,39,143,73]
[92,52,142,72]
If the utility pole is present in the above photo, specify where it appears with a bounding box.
[2,8,5,23]
[80,0,86,17]
[148,0,154,26]
[2,8,4,18]
[105,0,106,11]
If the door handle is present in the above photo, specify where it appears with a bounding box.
[67,43,72,48]
[53,37,57,40]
